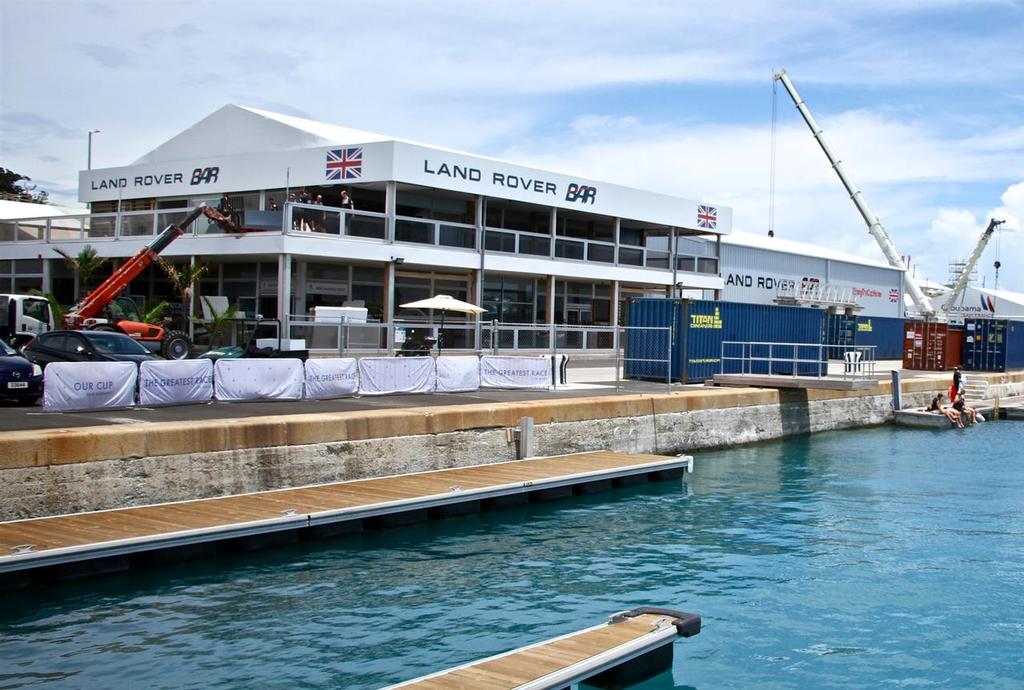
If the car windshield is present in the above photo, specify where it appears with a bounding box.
[0,340,15,356]
[83,332,150,355]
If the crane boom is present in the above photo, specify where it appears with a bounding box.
[940,218,1004,314]
[773,69,935,318]
[64,204,241,327]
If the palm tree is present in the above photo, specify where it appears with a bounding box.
[55,245,108,300]
[196,296,239,349]
[141,298,170,325]
[157,257,208,335]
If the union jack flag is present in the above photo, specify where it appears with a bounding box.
[697,204,717,229]
[889,289,899,303]
[326,147,363,181]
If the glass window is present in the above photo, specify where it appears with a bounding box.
[14,259,42,273]
[352,266,384,283]
[557,210,614,241]
[485,199,550,233]
[14,278,42,293]
[396,191,474,224]
[23,299,50,322]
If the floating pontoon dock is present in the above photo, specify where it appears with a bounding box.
[0,450,693,582]
[384,606,701,690]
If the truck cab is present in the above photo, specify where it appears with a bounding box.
[0,294,54,348]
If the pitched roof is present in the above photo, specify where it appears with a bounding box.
[132,105,396,164]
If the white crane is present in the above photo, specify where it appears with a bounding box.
[940,218,1004,314]
[772,69,936,318]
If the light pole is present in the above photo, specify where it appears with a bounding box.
[87,130,100,170]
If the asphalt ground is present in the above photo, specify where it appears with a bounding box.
[0,361,919,433]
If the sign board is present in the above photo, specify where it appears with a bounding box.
[480,356,551,389]
[214,359,304,401]
[435,356,480,392]
[305,358,359,399]
[357,356,434,395]
[139,359,214,406]
[43,361,138,411]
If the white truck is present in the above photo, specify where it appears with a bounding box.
[0,294,54,348]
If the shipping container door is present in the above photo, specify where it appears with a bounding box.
[625,298,677,382]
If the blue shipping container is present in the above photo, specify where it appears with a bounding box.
[825,314,903,360]
[963,319,1024,372]
[626,299,827,383]
[854,315,905,360]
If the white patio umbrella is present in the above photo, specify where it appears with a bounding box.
[398,294,486,353]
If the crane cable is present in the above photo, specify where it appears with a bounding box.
[993,222,1002,294]
[768,75,778,237]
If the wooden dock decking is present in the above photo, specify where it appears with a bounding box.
[385,607,701,690]
[0,450,692,578]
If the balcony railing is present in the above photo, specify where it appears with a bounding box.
[0,205,718,276]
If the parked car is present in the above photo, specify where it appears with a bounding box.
[23,330,164,369]
[0,339,43,405]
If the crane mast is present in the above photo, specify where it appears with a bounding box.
[773,69,936,318]
[940,218,1004,314]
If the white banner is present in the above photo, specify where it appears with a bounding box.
[43,361,138,411]
[305,358,359,399]
[214,359,304,401]
[138,359,214,406]
[436,356,480,393]
[357,356,435,395]
[480,356,551,389]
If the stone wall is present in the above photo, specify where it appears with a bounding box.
[3,372,1022,521]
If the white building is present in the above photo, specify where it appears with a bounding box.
[718,231,905,319]
[934,285,1024,322]
[2,105,735,351]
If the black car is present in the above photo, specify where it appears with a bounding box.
[24,330,164,369]
[0,339,44,405]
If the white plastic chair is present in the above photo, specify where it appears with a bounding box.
[843,351,862,375]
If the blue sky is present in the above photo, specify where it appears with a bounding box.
[1,0,1022,290]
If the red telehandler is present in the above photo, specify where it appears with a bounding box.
[62,204,248,359]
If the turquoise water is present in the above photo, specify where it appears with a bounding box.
[2,424,1023,689]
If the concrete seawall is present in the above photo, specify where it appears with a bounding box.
[3,372,1022,521]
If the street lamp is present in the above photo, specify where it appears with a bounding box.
[87,130,100,170]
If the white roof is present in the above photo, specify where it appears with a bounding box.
[722,231,897,271]
[933,284,1024,307]
[0,199,86,219]
[137,105,519,168]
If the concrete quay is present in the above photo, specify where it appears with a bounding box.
[2,370,1021,522]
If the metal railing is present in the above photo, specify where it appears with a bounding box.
[284,315,675,393]
[720,340,877,380]
[0,205,717,275]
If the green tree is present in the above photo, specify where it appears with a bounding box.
[157,257,208,332]
[55,245,108,299]
[142,298,170,325]
[0,167,50,203]
[196,296,239,348]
